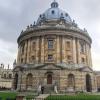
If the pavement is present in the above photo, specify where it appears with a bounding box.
[35,94,49,100]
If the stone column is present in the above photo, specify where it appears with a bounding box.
[17,46,21,64]
[17,70,22,91]
[86,44,90,66]
[36,37,39,63]
[56,36,60,63]
[62,36,66,63]
[21,74,26,91]
[41,37,45,63]
[76,39,80,64]
[24,41,28,63]
[87,45,91,67]
[59,36,62,63]
[27,39,31,63]
[89,47,92,67]
[72,37,77,64]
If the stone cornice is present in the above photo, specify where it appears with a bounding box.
[13,63,92,71]
[17,26,92,45]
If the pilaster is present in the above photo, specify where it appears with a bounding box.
[72,37,77,64]
[36,38,39,63]
[41,37,45,63]
[62,36,66,63]
[56,36,60,63]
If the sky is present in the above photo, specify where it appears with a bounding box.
[0,0,100,70]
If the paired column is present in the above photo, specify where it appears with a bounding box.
[76,39,81,64]
[41,37,45,63]
[24,41,28,63]
[72,37,77,64]
[17,46,20,64]
[62,36,66,63]
[27,39,31,63]
[36,38,39,63]
[56,36,60,63]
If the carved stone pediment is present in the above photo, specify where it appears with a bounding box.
[79,66,93,72]
[35,64,64,70]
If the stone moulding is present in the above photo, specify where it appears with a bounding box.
[17,27,92,45]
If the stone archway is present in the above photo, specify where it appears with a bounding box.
[86,74,92,92]
[26,73,33,90]
[47,74,52,84]
[14,73,18,90]
[68,74,75,91]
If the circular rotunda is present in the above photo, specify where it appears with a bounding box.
[13,1,97,92]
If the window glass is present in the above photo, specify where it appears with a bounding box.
[48,40,53,49]
[48,55,53,61]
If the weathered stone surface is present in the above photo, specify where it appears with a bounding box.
[12,1,99,93]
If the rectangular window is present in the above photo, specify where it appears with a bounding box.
[82,58,85,63]
[67,41,70,48]
[48,39,53,49]
[80,42,86,53]
[31,56,35,63]
[66,41,71,50]
[31,56,35,60]
[67,55,71,60]
[32,42,36,50]
[21,43,25,54]
[67,55,72,64]
[48,55,53,61]
[21,58,23,63]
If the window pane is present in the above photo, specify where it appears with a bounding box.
[48,55,53,61]
[48,40,53,49]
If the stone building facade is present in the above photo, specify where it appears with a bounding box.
[96,71,100,91]
[0,64,13,89]
[13,1,97,92]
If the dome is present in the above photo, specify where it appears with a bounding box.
[37,1,72,24]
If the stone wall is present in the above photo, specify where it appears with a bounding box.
[17,34,92,67]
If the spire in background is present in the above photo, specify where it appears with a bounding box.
[8,64,9,69]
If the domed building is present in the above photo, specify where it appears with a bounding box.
[13,1,97,92]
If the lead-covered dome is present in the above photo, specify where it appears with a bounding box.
[37,1,72,24]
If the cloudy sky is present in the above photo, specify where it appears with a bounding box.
[0,0,100,70]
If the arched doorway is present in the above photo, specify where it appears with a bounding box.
[47,74,52,84]
[14,73,18,90]
[86,74,92,92]
[26,73,33,90]
[68,74,75,90]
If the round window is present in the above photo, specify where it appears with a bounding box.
[52,10,55,14]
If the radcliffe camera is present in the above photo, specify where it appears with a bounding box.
[0,0,100,100]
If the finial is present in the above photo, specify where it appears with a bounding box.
[51,0,58,8]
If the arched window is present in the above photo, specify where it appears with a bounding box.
[4,74,6,78]
[86,74,92,92]
[14,74,18,90]
[9,74,12,79]
[68,74,75,88]
[26,73,33,89]
[47,74,52,84]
